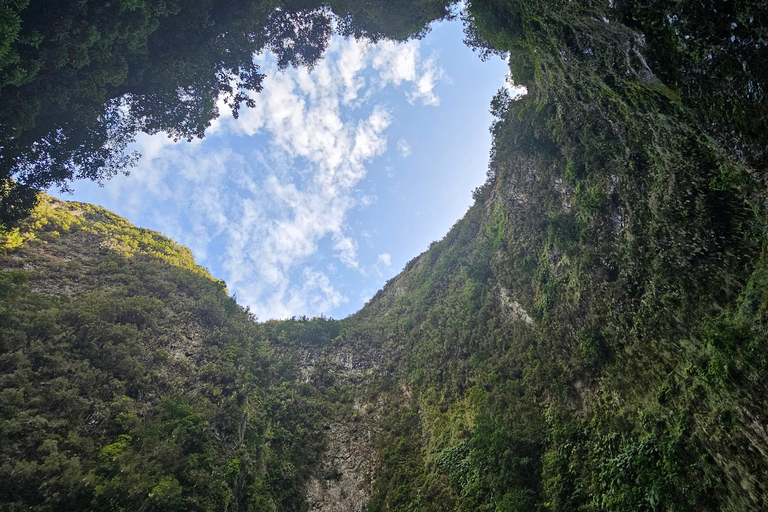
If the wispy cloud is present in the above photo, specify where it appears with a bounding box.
[93,35,445,319]
[397,138,412,158]
[378,253,392,266]
[372,41,444,106]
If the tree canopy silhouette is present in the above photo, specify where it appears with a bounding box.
[0,0,454,228]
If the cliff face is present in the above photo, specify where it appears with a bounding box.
[3,134,768,511]
[292,344,385,512]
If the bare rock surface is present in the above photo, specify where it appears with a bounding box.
[305,413,380,511]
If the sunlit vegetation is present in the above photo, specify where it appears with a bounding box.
[0,197,341,511]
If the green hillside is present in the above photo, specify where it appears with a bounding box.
[3,0,768,510]
[0,196,341,511]
[352,0,768,509]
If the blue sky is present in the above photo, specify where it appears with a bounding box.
[54,17,517,320]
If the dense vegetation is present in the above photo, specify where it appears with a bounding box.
[3,0,768,510]
[0,197,349,511]
[351,0,768,510]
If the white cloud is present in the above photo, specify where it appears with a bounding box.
[407,55,444,106]
[88,34,447,319]
[372,40,444,106]
[378,253,392,267]
[503,70,528,99]
[337,38,368,104]
[397,138,412,158]
[333,235,359,269]
[359,194,377,207]
[372,41,418,85]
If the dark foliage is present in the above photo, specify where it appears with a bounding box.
[0,0,452,228]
